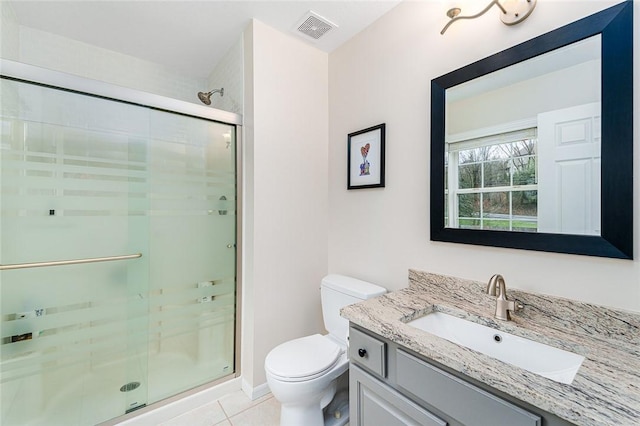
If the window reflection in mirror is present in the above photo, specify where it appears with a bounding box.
[444,35,601,236]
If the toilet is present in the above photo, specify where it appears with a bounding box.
[265,274,386,426]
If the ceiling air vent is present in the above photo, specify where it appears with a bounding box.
[295,11,338,41]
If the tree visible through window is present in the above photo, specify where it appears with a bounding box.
[446,133,538,232]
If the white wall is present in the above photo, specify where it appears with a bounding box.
[242,19,329,390]
[328,0,640,312]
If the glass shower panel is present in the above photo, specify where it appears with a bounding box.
[0,79,151,425]
[146,110,236,403]
[1,76,237,425]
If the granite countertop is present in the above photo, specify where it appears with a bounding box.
[340,269,640,426]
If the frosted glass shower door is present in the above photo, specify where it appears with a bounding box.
[0,79,152,425]
[1,76,237,425]
[145,109,237,402]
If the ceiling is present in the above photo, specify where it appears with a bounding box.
[7,1,403,80]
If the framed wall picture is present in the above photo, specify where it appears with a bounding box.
[347,123,385,189]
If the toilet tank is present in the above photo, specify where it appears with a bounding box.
[321,274,386,344]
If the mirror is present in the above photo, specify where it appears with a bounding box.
[430,1,633,259]
[446,35,601,236]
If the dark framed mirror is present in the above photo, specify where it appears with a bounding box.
[430,1,633,259]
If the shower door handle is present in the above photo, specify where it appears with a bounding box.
[0,253,142,270]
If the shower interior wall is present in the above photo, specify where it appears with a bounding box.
[207,37,244,116]
[0,2,206,104]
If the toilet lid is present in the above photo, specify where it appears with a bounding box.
[265,334,342,381]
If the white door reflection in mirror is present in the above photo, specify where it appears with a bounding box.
[538,103,601,236]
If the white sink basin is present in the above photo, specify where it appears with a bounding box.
[407,312,584,384]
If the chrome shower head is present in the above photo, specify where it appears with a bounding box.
[197,92,211,105]
[197,88,224,105]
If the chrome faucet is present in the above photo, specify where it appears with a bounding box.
[486,274,523,321]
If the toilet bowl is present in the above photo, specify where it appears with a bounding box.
[266,334,348,426]
[264,274,386,426]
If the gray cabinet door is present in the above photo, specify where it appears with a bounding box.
[396,350,541,426]
[351,365,447,426]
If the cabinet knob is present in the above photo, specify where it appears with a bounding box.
[358,348,367,358]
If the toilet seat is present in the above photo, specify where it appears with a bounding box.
[265,334,343,382]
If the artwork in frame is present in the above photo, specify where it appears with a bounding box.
[347,123,386,190]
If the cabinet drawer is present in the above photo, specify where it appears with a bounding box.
[349,327,386,377]
[397,350,541,426]
[351,365,447,426]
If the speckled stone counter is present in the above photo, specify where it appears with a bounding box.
[340,270,640,425]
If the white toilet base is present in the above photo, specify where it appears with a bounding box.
[323,388,349,426]
[279,393,349,426]
[277,380,337,426]
[280,403,325,426]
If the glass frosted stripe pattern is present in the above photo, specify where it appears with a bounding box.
[0,78,237,426]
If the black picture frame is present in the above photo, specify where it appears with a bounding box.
[430,1,633,259]
[348,123,386,190]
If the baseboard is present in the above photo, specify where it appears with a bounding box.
[241,378,271,400]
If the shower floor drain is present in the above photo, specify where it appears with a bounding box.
[120,382,141,392]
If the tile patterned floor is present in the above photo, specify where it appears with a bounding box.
[158,391,280,426]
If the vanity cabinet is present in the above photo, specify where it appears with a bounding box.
[349,325,575,426]
[351,364,446,426]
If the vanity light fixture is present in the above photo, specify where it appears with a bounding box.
[441,0,537,35]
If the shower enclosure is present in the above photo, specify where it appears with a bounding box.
[0,62,240,425]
